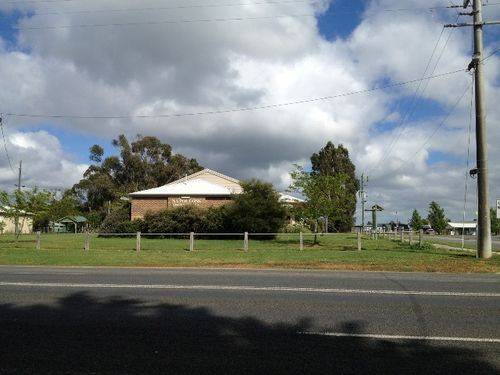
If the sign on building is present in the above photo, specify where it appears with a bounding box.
[497,199,500,219]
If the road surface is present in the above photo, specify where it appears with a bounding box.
[427,235,500,251]
[1,266,499,374]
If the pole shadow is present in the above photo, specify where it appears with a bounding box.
[0,292,497,374]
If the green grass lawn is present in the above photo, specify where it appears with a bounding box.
[0,233,498,273]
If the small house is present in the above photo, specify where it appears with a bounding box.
[0,206,33,234]
[446,222,477,236]
[56,216,88,233]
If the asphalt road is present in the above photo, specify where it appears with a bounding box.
[1,266,499,374]
[427,235,500,250]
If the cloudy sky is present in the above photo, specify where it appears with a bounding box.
[0,0,499,223]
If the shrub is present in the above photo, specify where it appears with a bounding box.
[202,205,231,233]
[142,205,206,233]
[99,208,130,233]
[228,179,287,234]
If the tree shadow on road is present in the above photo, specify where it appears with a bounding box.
[0,292,497,374]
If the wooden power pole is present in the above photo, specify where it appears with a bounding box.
[14,160,22,236]
[446,0,499,259]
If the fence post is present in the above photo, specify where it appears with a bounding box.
[189,232,194,252]
[84,231,90,251]
[136,232,141,252]
[36,231,41,250]
[400,230,404,242]
[409,231,413,246]
[299,232,304,251]
[244,232,248,252]
[419,229,423,247]
[357,231,361,251]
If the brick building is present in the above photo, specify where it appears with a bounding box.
[129,169,243,220]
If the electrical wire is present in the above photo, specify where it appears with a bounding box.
[369,81,473,182]
[4,68,465,120]
[15,12,325,31]
[366,13,461,176]
[461,76,474,250]
[29,0,316,16]
[13,2,494,31]
[365,26,448,175]
[481,47,500,62]
[0,114,15,173]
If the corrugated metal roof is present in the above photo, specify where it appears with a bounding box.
[278,193,305,203]
[130,178,236,197]
[447,222,477,229]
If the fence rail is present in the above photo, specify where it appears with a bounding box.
[0,230,429,252]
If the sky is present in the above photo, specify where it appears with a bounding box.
[0,0,499,224]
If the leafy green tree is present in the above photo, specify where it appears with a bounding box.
[290,142,359,236]
[427,201,448,234]
[228,179,287,234]
[48,192,80,220]
[73,134,203,213]
[409,209,424,230]
[307,142,359,231]
[0,188,53,236]
[289,165,357,233]
[491,208,500,235]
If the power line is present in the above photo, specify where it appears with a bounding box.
[13,4,486,31]
[366,21,454,175]
[367,12,464,176]
[7,0,500,9]
[4,69,465,120]
[461,76,474,250]
[19,0,316,16]
[370,81,472,181]
[481,47,500,61]
[15,12,324,31]
[0,114,15,173]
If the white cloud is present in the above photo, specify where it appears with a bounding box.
[0,131,88,190]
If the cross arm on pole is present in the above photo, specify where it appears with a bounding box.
[445,21,500,28]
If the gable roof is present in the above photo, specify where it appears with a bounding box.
[58,216,88,223]
[167,168,240,186]
[130,178,236,197]
[130,169,241,197]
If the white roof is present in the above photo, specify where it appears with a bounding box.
[278,193,305,203]
[447,222,477,229]
[130,178,236,197]
[0,205,33,215]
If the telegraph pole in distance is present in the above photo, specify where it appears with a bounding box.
[14,160,22,236]
[445,0,499,259]
[359,174,368,230]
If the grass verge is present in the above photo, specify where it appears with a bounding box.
[0,233,498,273]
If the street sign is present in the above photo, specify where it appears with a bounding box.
[497,199,500,219]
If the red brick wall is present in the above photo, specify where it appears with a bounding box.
[131,196,232,220]
[131,198,169,220]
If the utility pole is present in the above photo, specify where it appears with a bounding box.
[14,160,22,236]
[445,0,498,259]
[359,174,368,230]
